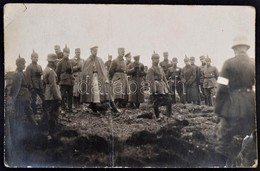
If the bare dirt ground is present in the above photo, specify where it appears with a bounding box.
[5,102,244,168]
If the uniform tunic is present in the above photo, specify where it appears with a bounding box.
[214,53,255,161]
[70,56,84,97]
[159,59,171,75]
[109,57,129,100]
[105,60,112,71]
[127,61,146,103]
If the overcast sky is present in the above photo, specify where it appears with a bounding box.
[4,4,255,72]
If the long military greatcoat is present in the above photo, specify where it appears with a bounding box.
[25,63,43,90]
[80,55,110,103]
[109,57,129,100]
[127,61,146,103]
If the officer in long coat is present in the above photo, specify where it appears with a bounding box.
[109,48,129,108]
[43,54,62,138]
[6,55,37,164]
[127,55,146,108]
[214,35,256,167]
[159,52,172,74]
[81,46,118,113]
[166,57,184,104]
[181,57,198,104]
[70,48,84,110]
[25,50,45,115]
[202,57,219,106]
[190,56,201,105]
[56,45,74,113]
[199,55,207,105]
[146,53,172,119]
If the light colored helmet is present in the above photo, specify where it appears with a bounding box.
[232,35,250,50]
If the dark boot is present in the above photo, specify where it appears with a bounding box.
[153,106,160,118]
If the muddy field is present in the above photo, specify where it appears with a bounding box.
[5,102,244,168]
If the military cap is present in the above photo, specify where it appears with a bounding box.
[47,53,57,62]
[63,44,70,53]
[54,45,60,49]
[172,57,178,63]
[205,57,211,62]
[133,55,140,60]
[125,52,131,57]
[163,52,168,56]
[200,55,205,60]
[31,49,38,58]
[90,46,98,50]
[75,48,81,52]
[151,53,160,59]
[184,56,190,62]
[190,56,195,61]
[16,54,26,65]
[118,48,125,51]
[232,35,250,50]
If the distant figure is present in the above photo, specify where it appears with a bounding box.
[109,48,129,108]
[56,45,74,113]
[25,50,45,115]
[214,35,256,167]
[127,55,147,109]
[166,57,184,104]
[70,48,84,110]
[105,54,112,71]
[181,57,198,104]
[159,52,172,74]
[146,53,172,119]
[190,56,201,105]
[199,55,207,105]
[43,53,62,138]
[202,57,219,106]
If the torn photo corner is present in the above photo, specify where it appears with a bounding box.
[3,3,257,168]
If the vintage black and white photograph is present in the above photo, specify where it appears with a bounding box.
[4,4,257,168]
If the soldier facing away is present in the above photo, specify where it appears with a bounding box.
[146,53,172,119]
[214,35,256,167]
[25,50,45,115]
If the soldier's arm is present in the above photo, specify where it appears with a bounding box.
[126,63,135,75]
[49,70,62,100]
[25,66,33,89]
[55,62,62,81]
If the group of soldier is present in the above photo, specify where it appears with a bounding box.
[5,35,256,167]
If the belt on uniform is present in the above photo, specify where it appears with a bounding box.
[233,88,252,92]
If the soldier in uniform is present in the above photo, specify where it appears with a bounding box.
[80,46,119,113]
[25,50,45,115]
[159,52,172,74]
[125,52,133,107]
[199,55,207,105]
[105,54,112,71]
[43,54,62,138]
[56,45,74,114]
[127,55,147,109]
[202,57,219,106]
[54,45,64,61]
[181,57,198,104]
[125,52,132,67]
[190,56,201,105]
[109,48,129,108]
[214,35,256,167]
[146,53,172,119]
[166,57,184,104]
[6,55,37,164]
[70,48,84,110]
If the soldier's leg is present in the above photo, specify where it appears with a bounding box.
[68,86,73,111]
[30,89,37,114]
[49,100,60,135]
[153,95,160,118]
[203,88,208,105]
[60,85,67,111]
[36,88,46,115]
[207,88,213,106]
[135,102,140,109]
[176,84,184,104]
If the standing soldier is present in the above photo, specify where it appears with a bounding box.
[127,55,147,109]
[160,52,171,74]
[80,46,118,113]
[105,54,112,71]
[56,45,74,114]
[125,52,133,107]
[25,50,45,115]
[109,48,129,108]
[214,35,255,167]
[146,53,172,119]
[54,45,64,61]
[190,56,201,105]
[6,55,37,164]
[125,52,132,67]
[181,57,198,104]
[202,57,219,106]
[71,48,84,110]
[166,57,184,104]
[199,55,207,105]
[43,54,62,139]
